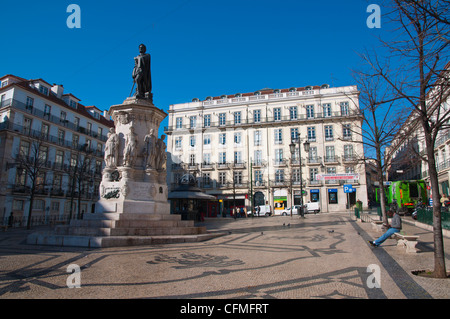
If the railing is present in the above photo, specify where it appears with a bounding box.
[164,110,362,132]
[416,207,450,230]
[1,214,75,229]
[0,98,108,142]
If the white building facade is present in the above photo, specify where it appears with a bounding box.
[0,74,113,224]
[165,85,368,216]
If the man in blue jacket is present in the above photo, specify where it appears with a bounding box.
[369,210,402,247]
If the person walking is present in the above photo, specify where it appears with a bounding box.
[368,210,402,247]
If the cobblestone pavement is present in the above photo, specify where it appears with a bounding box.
[0,212,449,299]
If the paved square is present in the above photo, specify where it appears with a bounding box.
[0,213,449,299]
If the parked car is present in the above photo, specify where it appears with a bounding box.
[277,203,320,216]
[249,205,272,217]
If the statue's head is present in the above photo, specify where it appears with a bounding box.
[139,44,147,53]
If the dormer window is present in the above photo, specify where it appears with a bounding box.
[321,84,330,89]
[254,91,261,96]
[205,96,212,101]
[192,98,200,102]
[289,87,296,92]
[235,93,242,97]
[39,85,49,95]
[220,95,227,99]
[69,100,77,108]
[1,80,8,88]
[305,86,313,91]
[274,89,280,93]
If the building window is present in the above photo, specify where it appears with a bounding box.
[234,171,243,185]
[219,172,226,185]
[325,125,334,141]
[254,110,261,123]
[307,127,316,141]
[203,153,211,165]
[19,140,30,157]
[234,112,241,125]
[23,118,32,135]
[219,133,226,145]
[219,113,226,126]
[39,85,49,95]
[204,114,211,128]
[234,151,242,164]
[274,129,283,144]
[219,152,226,164]
[255,170,263,183]
[323,103,332,117]
[175,137,182,150]
[234,132,241,145]
[293,168,301,183]
[176,117,183,129]
[189,154,195,165]
[26,97,34,110]
[41,123,49,139]
[310,167,319,182]
[343,124,352,139]
[72,134,79,148]
[13,200,24,210]
[202,173,211,186]
[189,116,197,129]
[204,134,211,145]
[60,111,67,123]
[274,108,281,121]
[306,105,315,118]
[275,149,283,164]
[189,136,196,147]
[58,129,65,145]
[325,146,335,162]
[291,128,299,141]
[275,169,284,183]
[340,102,349,116]
[254,150,263,165]
[254,130,262,146]
[55,150,64,167]
[44,104,51,118]
[289,106,298,120]
[344,145,354,161]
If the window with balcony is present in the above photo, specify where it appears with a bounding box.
[234,171,243,185]
[234,151,242,164]
[325,125,334,141]
[219,152,226,164]
[306,105,314,118]
[274,108,281,121]
[189,136,196,147]
[234,112,241,125]
[189,116,197,129]
[254,110,261,123]
[307,126,316,141]
[343,124,352,139]
[219,133,226,145]
[175,137,182,150]
[23,117,32,135]
[274,129,283,144]
[340,101,349,116]
[234,132,241,145]
[204,114,211,128]
[204,134,211,145]
[219,113,226,126]
[254,130,262,146]
[275,169,284,183]
[26,97,34,110]
[289,106,298,120]
[219,172,226,185]
[291,128,299,141]
[323,103,332,117]
[176,117,183,129]
[44,104,51,118]
[275,149,283,165]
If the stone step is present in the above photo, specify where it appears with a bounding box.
[84,213,121,220]
[114,219,193,228]
[69,219,117,228]
[55,226,111,236]
[110,226,206,236]
[26,231,226,248]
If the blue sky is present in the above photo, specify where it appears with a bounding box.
[0,0,385,137]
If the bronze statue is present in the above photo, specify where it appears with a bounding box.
[132,44,152,99]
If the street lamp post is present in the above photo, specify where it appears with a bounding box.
[289,134,310,218]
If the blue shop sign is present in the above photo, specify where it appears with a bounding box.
[328,189,338,193]
[310,189,320,193]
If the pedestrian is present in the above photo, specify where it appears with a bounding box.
[369,210,402,247]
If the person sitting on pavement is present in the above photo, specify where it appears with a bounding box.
[368,210,402,247]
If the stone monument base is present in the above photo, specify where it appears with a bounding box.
[27,212,223,248]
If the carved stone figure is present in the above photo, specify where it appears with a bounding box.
[132,44,152,99]
[104,127,119,168]
[155,134,167,170]
[143,128,157,168]
[123,126,137,166]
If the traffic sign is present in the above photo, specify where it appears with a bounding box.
[343,184,356,193]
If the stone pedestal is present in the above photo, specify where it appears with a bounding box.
[96,97,169,215]
[27,97,225,248]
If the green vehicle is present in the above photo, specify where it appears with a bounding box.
[375,180,428,214]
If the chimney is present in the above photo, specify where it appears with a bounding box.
[51,84,64,99]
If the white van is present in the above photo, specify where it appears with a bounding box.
[249,205,272,217]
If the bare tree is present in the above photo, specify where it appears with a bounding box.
[350,68,407,225]
[15,137,48,229]
[365,0,450,277]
